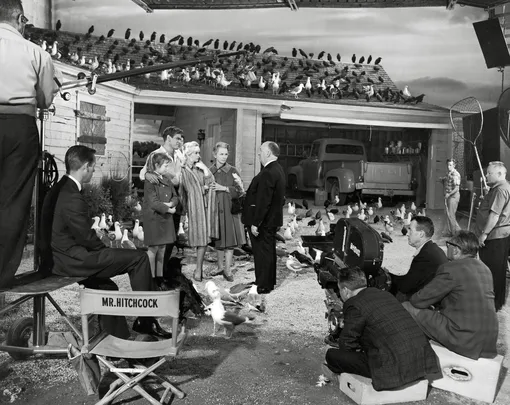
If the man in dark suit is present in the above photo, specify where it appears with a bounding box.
[324,266,439,391]
[41,145,170,338]
[391,216,447,302]
[403,231,498,360]
[242,141,285,294]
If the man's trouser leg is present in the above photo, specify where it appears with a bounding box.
[446,193,461,234]
[164,213,181,264]
[0,115,40,288]
[325,347,371,377]
[479,237,510,311]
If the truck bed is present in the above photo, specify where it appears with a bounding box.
[358,161,415,196]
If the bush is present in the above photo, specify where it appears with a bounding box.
[101,176,141,222]
[132,141,160,158]
[82,183,113,218]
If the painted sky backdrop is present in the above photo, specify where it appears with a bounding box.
[54,0,508,109]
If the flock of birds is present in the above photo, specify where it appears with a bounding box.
[26,22,426,105]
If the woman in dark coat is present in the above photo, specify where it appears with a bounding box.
[208,142,246,282]
[143,153,179,281]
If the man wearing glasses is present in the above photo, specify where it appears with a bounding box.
[140,126,185,263]
[474,161,510,312]
[0,0,60,288]
[402,231,498,360]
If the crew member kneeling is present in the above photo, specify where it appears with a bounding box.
[324,266,439,391]
[403,231,498,360]
[40,145,171,339]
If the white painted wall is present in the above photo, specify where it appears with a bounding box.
[22,0,52,29]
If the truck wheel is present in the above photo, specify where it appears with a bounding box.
[330,182,347,205]
[288,176,298,192]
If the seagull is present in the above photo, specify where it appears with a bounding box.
[316,219,326,236]
[204,281,241,305]
[114,221,123,247]
[138,226,144,245]
[286,255,308,274]
[121,229,136,249]
[287,202,296,215]
[99,213,108,230]
[410,202,417,211]
[91,216,100,231]
[327,210,335,222]
[403,212,412,227]
[376,197,383,210]
[289,83,304,99]
[403,86,412,98]
[247,285,265,313]
[132,219,140,240]
[283,226,293,240]
[206,291,255,337]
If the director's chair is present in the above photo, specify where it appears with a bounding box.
[80,287,188,404]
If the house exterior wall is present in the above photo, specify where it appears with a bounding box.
[44,65,135,184]
[173,106,236,166]
[23,0,52,29]
[426,129,452,210]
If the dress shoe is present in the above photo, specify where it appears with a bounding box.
[223,273,234,282]
[209,268,224,277]
[132,317,172,339]
[257,287,273,294]
[324,335,340,348]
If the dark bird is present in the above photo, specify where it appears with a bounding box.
[98,34,106,43]
[241,244,253,255]
[367,77,375,84]
[187,36,193,47]
[292,48,297,57]
[178,36,185,46]
[275,233,286,243]
[327,53,332,62]
[373,215,380,224]
[139,31,144,41]
[305,208,313,217]
[290,250,314,266]
[336,53,341,62]
[359,56,365,64]
[351,54,356,63]
[309,52,314,58]
[124,28,131,40]
[229,41,237,51]
[374,57,382,65]
[381,232,393,243]
[414,94,425,104]
[302,199,309,209]
[107,29,115,38]
[298,48,308,58]
[159,34,165,43]
[236,42,243,51]
[378,76,384,83]
[254,44,261,53]
[367,55,372,64]
[401,227,408,236]
[150,31,156,42]
[56,20,62,31]
[315,210,322,220]
[168,34,180,44]
[202,38,213,47]
[307,219,317,227]
[324,199,331,209]
[330,208,339,215]
[194,39,200,47]
[88,25,94,35]
[263,46,278,55]
[317,51,325,60]
[223,40,229,50]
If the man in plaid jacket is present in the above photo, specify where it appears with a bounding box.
[324,266,439,391]
[403,231,498,360]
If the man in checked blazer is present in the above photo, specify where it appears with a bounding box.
[324,266,439,391]
[403,231,498,360]
[242,141,285,294]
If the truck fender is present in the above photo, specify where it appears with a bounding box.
[325,168,355,194]
[287,166,304,190]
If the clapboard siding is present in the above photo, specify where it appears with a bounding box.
[239,109,259,188]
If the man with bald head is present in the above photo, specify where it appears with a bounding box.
[242,142,286,294]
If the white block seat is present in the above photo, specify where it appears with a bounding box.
[339,373,428,405]
[428,340,504,403]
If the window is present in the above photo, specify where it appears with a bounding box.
[77,101,107,155]
[310,142,320,158]
[325,144,364,155]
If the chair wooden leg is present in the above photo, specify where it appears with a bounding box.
[133,364,186,399]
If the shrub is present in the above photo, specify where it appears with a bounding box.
[82,183,113,217]
[101,176,141,222]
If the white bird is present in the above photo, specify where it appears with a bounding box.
[247,285,265,312]
[358,209,366,221]
[90,56,99,70]
[41,40,47,51]
[106,214,114,229]
[287,202,295,215]
[121,229,136,249]
[132,219,140,240]
[401,204,406,216]
[327,210,335,222]
[204,281,241,305]
[99,213,108,230]
[376,197,383,210]
[367,207,374,217]
[314,249,323,263]
[286,255,308,273]
[316,219,326,236]
[289,83,304,99]
[297,240,306,255]
[258,76,266,91]
[91,216,100,230]
[352,203,359,213]
[160,69,169,83]
[283,226,293,240]
[271,72,280,95]
[304,76,312,91]
[334,195,340,205]
[50,41,58,57]
[205,291,255,337]
[359,201,367,210]
[134,202,142,212]
[178,222,185,236]
[411,202,417,211]
[114,221,123,247]
[403,212,413,227]
[137,226,144,244]
[403,85,412,98]
[346,205,353,217]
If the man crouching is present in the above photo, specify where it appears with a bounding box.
[324,266,439,391]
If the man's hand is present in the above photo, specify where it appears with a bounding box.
[251,225,259,237]
[479,233,488,247]
[145,172,159,184]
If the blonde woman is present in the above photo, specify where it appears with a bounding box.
[208,142,246,282]
[179,141,218,281]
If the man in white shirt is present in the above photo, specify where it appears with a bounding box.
[0,0,60,288]
[140,126,184,261]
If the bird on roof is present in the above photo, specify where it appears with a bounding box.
[351,54,356,63]
[56,19,62,31]
[124,28,131,40]
[289,83,304,99]
[263,46,278,55]
[106,28,115,38]
[228,40,236,51]
[298,48,308,58]
[317,51,325,60]
[374,57,382,65]
[292,48,297,57]
[87,25,94,35]
[367,55,372,64]
[403,86,412,98]
[359,56,365,64]
[159,34,165,43]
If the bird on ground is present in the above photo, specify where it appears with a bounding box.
[91,216,100,231]
[411,202,417,211]
[286,255,308,274]
[346,205,353,217]
[290,250,314,266]
[99,213,108,231]
[302,199,309,209]
[330,208,339,215]
[352,203,359,213]
[315,210,322,220]
[206,290,255,337]
[137,226,144,245]
[247,285,265,312]
[327,210,335,222]
[114,221,123,247]
[287,202,296,215]
[297,240,306,255]
[316,219,326,236]
[358,209,366,221]
[376,197,383,210]
[121,229,136,249]
[275,232,286,243]
[305,209,313,217]
[367,206,374,218]
[381,232,393,243]
[204,281,242,305]
[307,219,317,227]
[385,222,394,234]
[132,219,140,240]
[373,215,380,224]
[401,227,408,236]
[403,212,412,227]
[227,283,252,299]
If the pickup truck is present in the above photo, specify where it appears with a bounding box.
[287,138,415,204]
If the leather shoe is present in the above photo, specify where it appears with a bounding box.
[257,287,272,294]
[132,318,172,339]
[223,273,234,282]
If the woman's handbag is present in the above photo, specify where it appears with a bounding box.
[231,195,245,215]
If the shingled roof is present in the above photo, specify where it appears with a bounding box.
[134,0,506,11]
[27,26,443,112]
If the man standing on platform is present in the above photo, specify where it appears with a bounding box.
[0,0,59,288]
[475,161,510,312]
[242,141,286,294]
[443,159,461,236]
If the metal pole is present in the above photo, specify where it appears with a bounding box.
[33,110,44,272]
